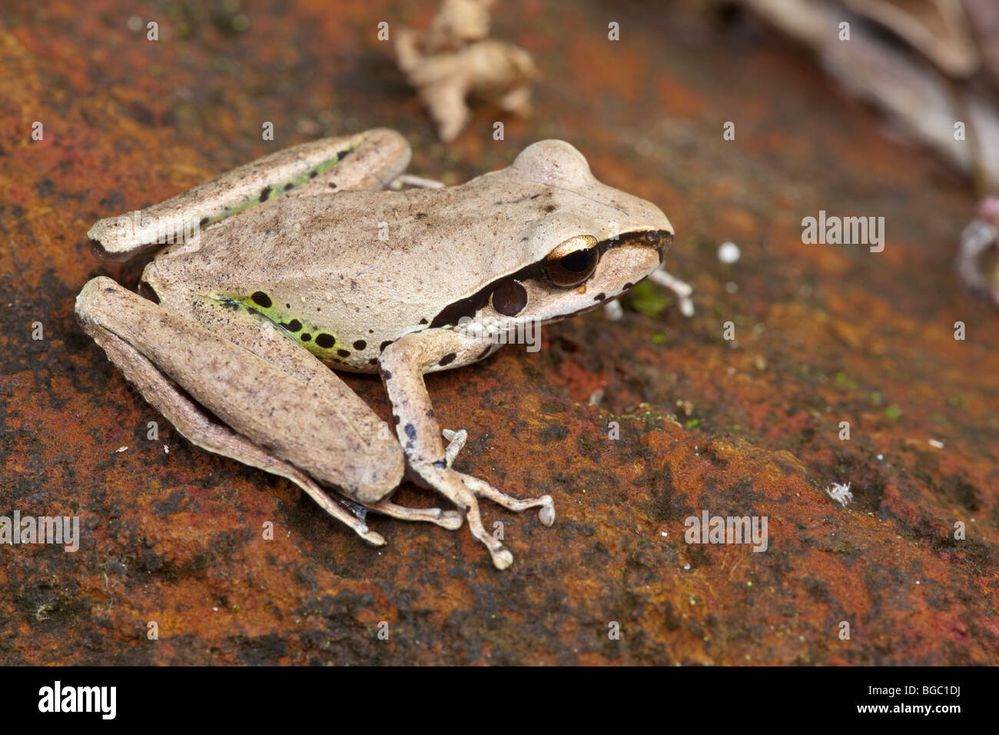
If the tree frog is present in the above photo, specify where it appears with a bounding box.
[76,129,674,569]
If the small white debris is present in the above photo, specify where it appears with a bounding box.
[825,482,853,507]
[682,563,691,571]
[717,241,741,264]
[588,389,605,406]
[928,439,944,449]
[876,453,884,461]
[164,445,170,454]
[212,607,219,612]
[725,281,739,293]
[115,446,128,453]
[660,531,668,538]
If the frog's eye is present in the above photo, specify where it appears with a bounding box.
[543,235,599,288]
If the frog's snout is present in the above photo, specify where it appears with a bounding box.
[649,229,673,264]
[616,228,673,266]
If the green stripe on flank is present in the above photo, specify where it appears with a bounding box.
[214,293,343,361]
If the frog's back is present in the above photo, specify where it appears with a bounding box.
[144,179,544,372]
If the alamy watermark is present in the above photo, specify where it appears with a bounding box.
[684,510,768,552]
[38,681,115,720]
[456,315,542,352]
[0,510,80,552]
[802,210,885,253]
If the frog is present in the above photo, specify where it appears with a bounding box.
[76,128,675,569]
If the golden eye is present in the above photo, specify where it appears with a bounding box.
[543,235,599,287]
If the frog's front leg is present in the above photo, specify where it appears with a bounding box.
[649,267,695,317]
[604,266,695,320]
[380,333,555,570]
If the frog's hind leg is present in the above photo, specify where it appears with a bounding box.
[88,129,411,262]
[76,277,418,543]
[76,294,386,546]
[369,500,464,531]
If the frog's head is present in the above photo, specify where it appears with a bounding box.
[458,140,673,332]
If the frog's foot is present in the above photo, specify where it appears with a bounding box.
[369,499,464,531]
[389,173,445,190]
[411,466,515,569]
[649,267,695,317]
[442,428,468,467]
[457,473,555,527]
[603,299,624,321]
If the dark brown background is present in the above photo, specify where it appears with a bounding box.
[0,0,996,664]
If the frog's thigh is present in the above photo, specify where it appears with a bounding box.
[379,332,555,570]
[89,129,411,261]
[77,278,404,506]
[75,295,387,546]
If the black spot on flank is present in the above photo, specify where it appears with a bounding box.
[530,193,542,199]
[380,340,393,352]
[623,282,634,289]
[309,170,317,179]
[301,333,311,342]
[392,414,400,424]
[287,319,302,332]
[419,318,428,325]
[328,182,337,189]
[415,212,428,219]
[353,339,367,351]
[259,187,271,202]
[337,349,350,358]
[199,217,209,227]
[251,291,272,308]
[438,353,456,366]
[285,303,291,309]
[247,307,259,316]
[381,368,393,380]
[433,459,446,469]
[593,292,606,301]
[283,182,294,191]
[543,204,557,213]
[315,334,335,349]
[425,409,435,418]
[368,357,378,365]
[404,423,417,441]
[336,149,349,161]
